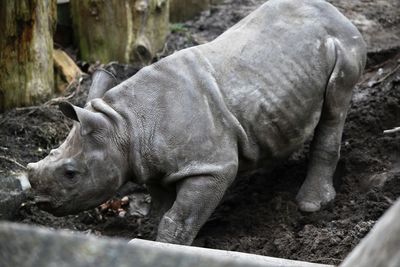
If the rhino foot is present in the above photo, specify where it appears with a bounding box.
[296,182,336,212]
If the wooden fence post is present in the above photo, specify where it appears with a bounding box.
[0,0,56,111]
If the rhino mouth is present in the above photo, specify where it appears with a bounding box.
[34,195,80,216]
[34,196,53,212]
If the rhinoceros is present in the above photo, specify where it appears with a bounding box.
[27,0,366,245]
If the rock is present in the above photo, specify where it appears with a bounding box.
[0,173,29,220]
[128,193,151,217]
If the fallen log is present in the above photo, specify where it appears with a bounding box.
[128,239,334,267]
[0,222,334,267]
[53,49,82,93]
[340,197,400,267]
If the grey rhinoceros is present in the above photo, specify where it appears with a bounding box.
[27,0,366,245]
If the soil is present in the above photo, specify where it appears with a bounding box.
[1,0,399,265]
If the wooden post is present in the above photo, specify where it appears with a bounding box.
[340,198,400,267]
[70,0,169,65]
[0,0,57,112]
[170,0,210,22]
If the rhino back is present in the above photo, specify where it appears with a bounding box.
[104,49,241,184]
[103,0,366,181]
[197,0,365,160]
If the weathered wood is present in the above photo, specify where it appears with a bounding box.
[70,0,169,65]
[340,198,400,267]
[53,49,82,93]
[0,222,334,267]
[170,0,210,22]
[129,239,334,267]
[0,0,57,112]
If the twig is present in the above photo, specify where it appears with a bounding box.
[0,155,26,170]
[42,76,83,106]
[384,126,400,134]
[370,64,400,87]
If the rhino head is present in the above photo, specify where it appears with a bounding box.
[27,69,130,216]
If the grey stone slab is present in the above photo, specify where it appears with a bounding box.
[0,174,27,220]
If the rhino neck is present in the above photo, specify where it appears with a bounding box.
[102,48,248,184]
[102,67,162,185]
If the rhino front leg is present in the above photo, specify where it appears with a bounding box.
[156,175,232,245]
[147,184,175,224]
[296,39,365,212]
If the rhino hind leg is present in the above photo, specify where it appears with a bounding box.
[296,38,366,212]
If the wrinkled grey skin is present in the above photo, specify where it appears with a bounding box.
[28,0,366,245]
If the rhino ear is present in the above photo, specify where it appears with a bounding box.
[59,101,79,121]
[59,101,108,135]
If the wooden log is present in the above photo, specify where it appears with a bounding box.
[0,222,334,267]
[70,0,169,65]
[53,49,82,93]
[170,0,210,22]
[340,198,400,267]
[129,239,334,267]
[0,0,57,112]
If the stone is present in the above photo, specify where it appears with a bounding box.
[0,174,29,220]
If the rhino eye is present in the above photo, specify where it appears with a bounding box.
[64,169,76,180]
[62,159,79,182]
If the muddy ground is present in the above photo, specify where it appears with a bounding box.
[1,0,399,265]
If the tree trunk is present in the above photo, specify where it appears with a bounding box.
[340,198,400,267]
[0,0,56,112]
[70,0,169,65]
[170,0,210,22]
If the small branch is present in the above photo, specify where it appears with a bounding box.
[383,127,400,134]
[0,155,26,170]
[42,77,83,106]
[370,64,400,87]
